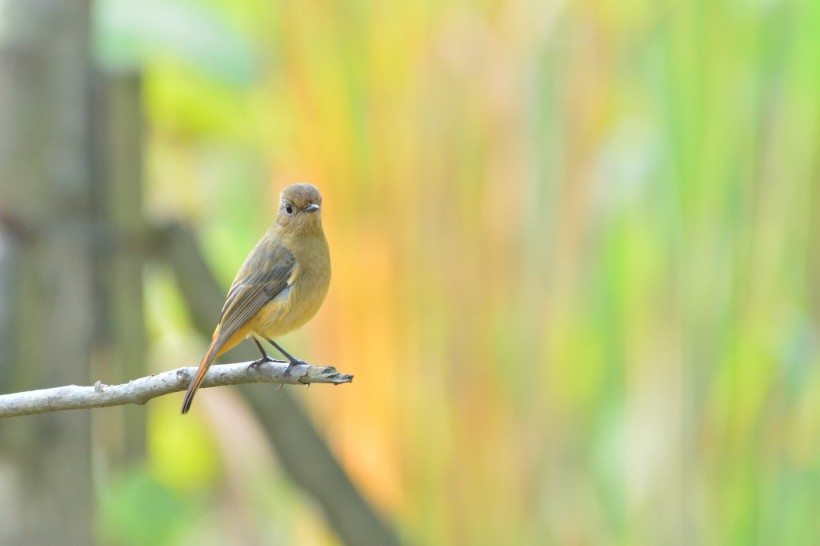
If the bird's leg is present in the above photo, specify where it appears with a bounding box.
[248,336,285,369]
[264,337,307,376]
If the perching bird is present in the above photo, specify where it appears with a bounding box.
[181,183,331,414]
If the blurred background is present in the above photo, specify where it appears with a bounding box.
[1,0,819,544]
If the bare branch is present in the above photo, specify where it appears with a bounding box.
[0,361,353,419]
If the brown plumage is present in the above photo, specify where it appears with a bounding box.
[181,183,331,414]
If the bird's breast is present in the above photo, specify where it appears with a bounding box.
[249,237,330,338]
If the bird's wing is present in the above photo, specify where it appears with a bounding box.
[215,239,296,344]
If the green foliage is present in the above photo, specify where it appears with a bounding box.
[95,0,820,543]
[95,0,256,85]
[97,469,198,546]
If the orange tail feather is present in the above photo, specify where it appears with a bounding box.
[181,335,225,414]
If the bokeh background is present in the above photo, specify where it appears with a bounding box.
[1,0,819,544]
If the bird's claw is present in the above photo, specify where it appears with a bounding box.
[283,359,307,377]
[248,355,286,370]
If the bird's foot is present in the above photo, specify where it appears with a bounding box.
[283,359,307,377]
[248,354,286,370]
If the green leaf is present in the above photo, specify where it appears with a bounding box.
[94,0,256,86]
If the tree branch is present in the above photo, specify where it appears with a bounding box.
[0,361,353,419]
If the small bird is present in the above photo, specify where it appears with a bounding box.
[181,183,331,414]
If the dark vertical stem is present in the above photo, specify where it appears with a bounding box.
[91,72,146,465]
[0,0,94,543]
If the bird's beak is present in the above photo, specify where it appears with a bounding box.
[303,203,320,213]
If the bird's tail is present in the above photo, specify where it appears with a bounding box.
[181,332,226,414]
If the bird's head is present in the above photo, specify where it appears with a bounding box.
[276,183,324,235]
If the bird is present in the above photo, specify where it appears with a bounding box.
[181,183,331,414]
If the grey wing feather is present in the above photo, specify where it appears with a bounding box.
[215,241,295,344]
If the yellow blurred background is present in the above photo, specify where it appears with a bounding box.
[2,0,819,544]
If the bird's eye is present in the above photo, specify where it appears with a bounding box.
[285,204,294,215]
